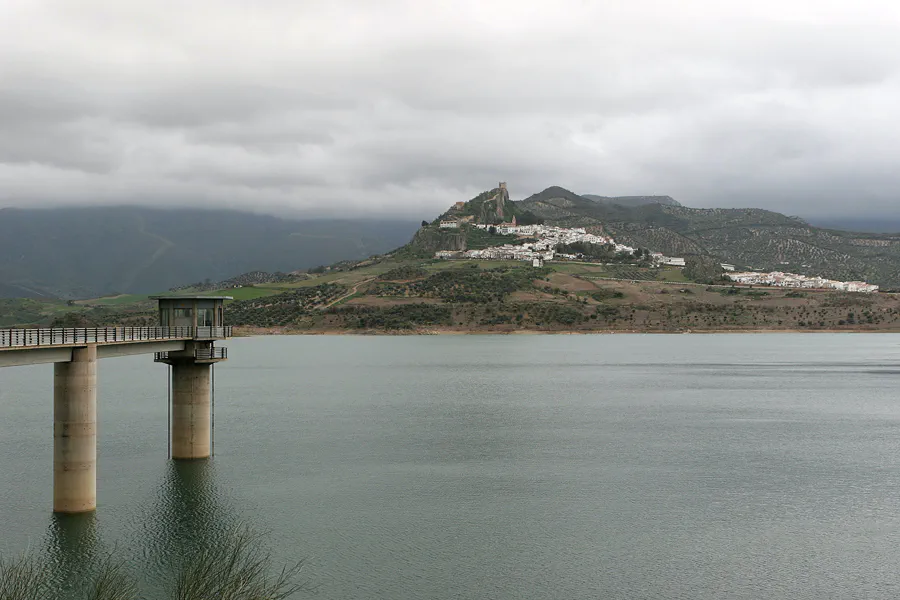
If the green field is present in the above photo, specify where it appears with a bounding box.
[206,286,289,301]
[548,262,609,275]
[0,298,87,328]
[655,268,689,283]
[567,264,687,282]
[423,259,525,271]
[77,294,151,306]
[78,285,292,306]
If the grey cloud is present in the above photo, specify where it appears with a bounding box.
[2,0,900,222]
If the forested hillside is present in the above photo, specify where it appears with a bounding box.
[0,207,418,299]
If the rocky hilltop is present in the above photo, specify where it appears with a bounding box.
[398,184,545,258]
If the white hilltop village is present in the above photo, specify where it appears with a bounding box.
[436,221,654,266]
[433,190,879,294]
[725,271,879,293]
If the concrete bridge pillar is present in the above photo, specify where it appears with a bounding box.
[171,362,212,459]
[53,345,97,513]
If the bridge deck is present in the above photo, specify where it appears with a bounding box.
[0,326,232,350]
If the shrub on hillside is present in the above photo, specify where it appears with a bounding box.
[683,256,725,284]
[334,303,452,329]
[226,284,346,326]
[377,266,428,281]
[380,267,550,304]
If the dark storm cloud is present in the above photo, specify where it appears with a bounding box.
[2,0,900,220]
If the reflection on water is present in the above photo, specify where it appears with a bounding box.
[152,461,236,553]
[44,512,101,596]
[38,460,239,599]
[141,460,239,597]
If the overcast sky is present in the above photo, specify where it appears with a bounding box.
[2,1,900,221]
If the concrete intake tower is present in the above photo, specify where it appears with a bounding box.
[0,295,232,513]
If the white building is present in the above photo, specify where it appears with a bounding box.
[439,219,460,229]
[660,257,686,267]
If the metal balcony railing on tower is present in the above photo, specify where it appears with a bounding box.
[154,347,228,363]
[195,347,227,361]
[194,326,233,340]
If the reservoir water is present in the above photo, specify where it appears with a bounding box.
[3,334,900,599]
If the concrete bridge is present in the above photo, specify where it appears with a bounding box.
[0,296,232,514]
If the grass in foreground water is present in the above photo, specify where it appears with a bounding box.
[0,525,307,600]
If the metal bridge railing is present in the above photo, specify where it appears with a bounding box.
[0,326,231,349]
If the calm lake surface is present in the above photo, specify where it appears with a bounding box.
[3,334,900,599]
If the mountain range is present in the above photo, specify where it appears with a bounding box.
[3,187,900,300]
[0,207,418,299]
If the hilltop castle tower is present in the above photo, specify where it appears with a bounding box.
[497,182,509,219]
